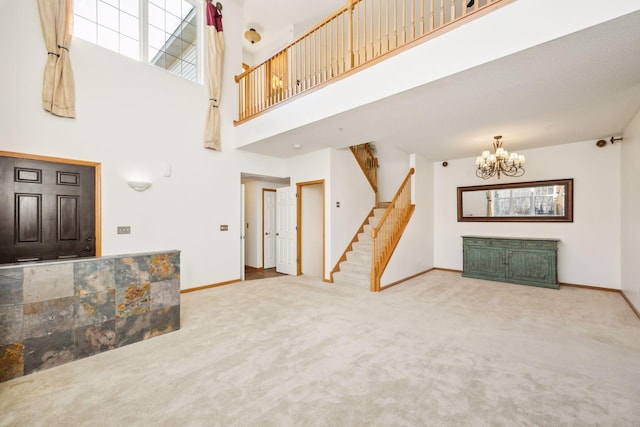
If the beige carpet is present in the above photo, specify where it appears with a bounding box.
[2,270,640,426]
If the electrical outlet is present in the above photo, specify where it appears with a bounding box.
[117,226,131,234]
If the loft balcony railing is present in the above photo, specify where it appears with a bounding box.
[234,0,508,123]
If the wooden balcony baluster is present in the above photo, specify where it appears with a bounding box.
[234,0,508,123]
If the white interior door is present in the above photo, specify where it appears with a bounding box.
[263,190,276,268]
[276,186,298,275]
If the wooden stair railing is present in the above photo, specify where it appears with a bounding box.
[234,0,509,123]
[370,168,415,292]
[350,143,378,198]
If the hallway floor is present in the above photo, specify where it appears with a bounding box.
[244,266,286,281]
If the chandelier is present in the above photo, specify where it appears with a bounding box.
[475,135,525,179]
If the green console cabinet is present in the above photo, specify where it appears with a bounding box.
[462,236,559,289]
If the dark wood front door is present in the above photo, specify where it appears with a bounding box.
[0,155,97,264]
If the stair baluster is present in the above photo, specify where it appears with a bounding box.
[370,168,415,291]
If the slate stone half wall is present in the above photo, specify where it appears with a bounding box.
[0,251,180,382]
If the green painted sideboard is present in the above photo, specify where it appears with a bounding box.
[462,236,559,289]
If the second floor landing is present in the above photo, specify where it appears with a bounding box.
[234,0,640,163]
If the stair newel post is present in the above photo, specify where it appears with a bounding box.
[371,226,379,292]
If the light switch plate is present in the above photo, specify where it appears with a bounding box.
[117,226,131,234]
[220,225,228,231]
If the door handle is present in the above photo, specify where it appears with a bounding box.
[265,232,270,235]
[81,246,92,253]
[276,233,279,236]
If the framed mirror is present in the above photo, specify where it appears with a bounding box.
[457,179,573,222]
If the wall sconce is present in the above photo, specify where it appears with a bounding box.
[127,181,152,192]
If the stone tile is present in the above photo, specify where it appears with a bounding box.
[74,320,116,359]
[115,257,150,289]
[0,342,24,382]
[115,283,150,320]
[116,312,150,347]
[0,267,24,305]
[147,253,180,282]
[150,279,180,310]
[23,297,75,339]
[74,259,115,296]
[75,290,116,327]
[0,304,23,346]
[24,330,74,375]
[23,263,74,303]
[146,305,180,339]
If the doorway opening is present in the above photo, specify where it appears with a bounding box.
[240,173,290,281]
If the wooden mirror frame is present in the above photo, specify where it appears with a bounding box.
[457,178,573,222]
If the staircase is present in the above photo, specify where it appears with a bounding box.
[333,207,386,289]
[332,143,415,291]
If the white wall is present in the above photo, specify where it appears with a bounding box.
[330,148,376,275]
[621,108,640,309]
[434,140,621,289]
[0,1,286,289]
[374,142,411,203]
[381,154,435,285]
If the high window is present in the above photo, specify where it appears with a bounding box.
[74,0,199,82]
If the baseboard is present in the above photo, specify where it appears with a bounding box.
[380,268,435,291]
[621,290,640,320]
[180,279,241,294]
[433,267,463,273]
[559,283,621,293]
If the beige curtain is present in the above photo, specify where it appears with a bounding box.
[38,0,76,118]
[204,1,224,150]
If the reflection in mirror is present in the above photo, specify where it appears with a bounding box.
[457,179,573,222]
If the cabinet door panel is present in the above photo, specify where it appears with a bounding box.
[507,250,556,285]
[463,246,505,279]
